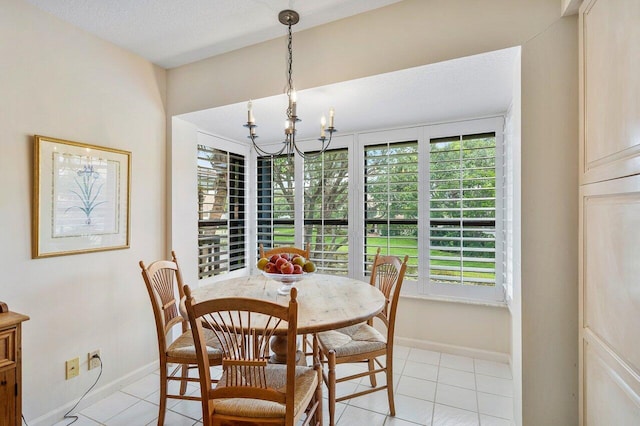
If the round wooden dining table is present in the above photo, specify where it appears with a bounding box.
[187,273,386,363]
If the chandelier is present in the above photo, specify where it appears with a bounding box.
[244,10,336,158]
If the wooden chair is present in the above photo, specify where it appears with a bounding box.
[139,251,223,426]
[184,286,323,426]
[259,242,310,260]
[317,248,409,426]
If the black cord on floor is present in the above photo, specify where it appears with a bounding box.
[63,355,103,425]
[21,355,103,426]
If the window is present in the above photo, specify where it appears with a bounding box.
[254,117,504,302]
[304,149,349,274]
[424,119,504,301]
[257,156,295,252]
[364,142,418,277]
[197,145,246,279]
[429,133,498,288]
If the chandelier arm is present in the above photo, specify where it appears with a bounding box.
[250,134,288,157]
[292,129,336,159]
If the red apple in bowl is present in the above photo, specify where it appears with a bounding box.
[275,257,288,269]
[279,261,294,275]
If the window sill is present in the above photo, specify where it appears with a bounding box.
[399,291,508,309]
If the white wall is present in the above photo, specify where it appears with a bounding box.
[169,117,199,286]
[0,0,167,423]
[167,0,578,424]
[505,49,523,423]
[396,297,510,356]
[521,16,578,425]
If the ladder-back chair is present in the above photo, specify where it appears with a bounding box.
[317,248,409,425]
[139,251,223,426]
[184,285,322,426]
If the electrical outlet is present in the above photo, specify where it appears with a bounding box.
[88,349,101,370]
[66,357,79,379]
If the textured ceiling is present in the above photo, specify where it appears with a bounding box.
[25,0,519,141]
[25,0,403,68]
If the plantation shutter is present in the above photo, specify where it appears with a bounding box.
[257,156,295,253]
[363,141,418,277]
[303,148,349,274]
[197,145,246,279]
[428,133,496,287]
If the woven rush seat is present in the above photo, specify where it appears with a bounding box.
[166,327,223,361]
[317,323,386,358]
[213,364,318,418]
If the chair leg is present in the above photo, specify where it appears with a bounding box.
[158,363,168,426]
[314,383,323,426]
[368,358,377,387]
[327,350,337,426]
[313,336,323,426]
[386,354,395,416]
[179,363,189,395]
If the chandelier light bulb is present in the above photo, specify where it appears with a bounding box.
[247,100,254,123]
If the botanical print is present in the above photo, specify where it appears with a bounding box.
[52,152,120,238]
[68,164,106,225]
[34,135,130,258]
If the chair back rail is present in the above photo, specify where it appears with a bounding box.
[139,253,187,351]
[259,242,311,260]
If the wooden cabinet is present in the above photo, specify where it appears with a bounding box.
[0,308,29,426]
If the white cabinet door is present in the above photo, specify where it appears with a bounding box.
[580,0,640,184]
[580,175,640,424]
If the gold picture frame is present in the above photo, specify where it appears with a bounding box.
[32,135,131,258]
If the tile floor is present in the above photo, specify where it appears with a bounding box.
[52,345,514,426]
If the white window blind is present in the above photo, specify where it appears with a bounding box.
[197,145,246,279]
[303,149,349,274]
[257,156,295,253]
[428,133,497,287]
[363,141,418,278]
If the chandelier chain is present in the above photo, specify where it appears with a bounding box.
[287,23,294,99]
[244,9,336,159]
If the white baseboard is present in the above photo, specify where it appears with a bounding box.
[28,360,159,426]
[395,336,511,365]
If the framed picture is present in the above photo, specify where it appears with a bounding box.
[32,135,131,258]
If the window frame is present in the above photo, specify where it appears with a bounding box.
[422,118,504,302]
[251,117,505,303]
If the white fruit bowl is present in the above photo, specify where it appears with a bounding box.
[261,271,311,295]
